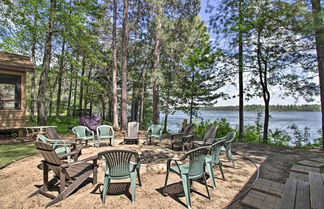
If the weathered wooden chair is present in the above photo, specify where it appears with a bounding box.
[145,124,163,145]
[37,134,80,162]
[192,126,218,147]
[170,123,195,151]
[205,140,226,189]
[163,147,211,209]
[96,125,115,148]
[218,132,236,167]
[72,125,95,146]
[123,122,140,144]
[29,142,98,208]
[99,150,141,203]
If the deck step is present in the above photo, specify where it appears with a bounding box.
[252,179,284,198]
[309,172,324,209]
[291,164,320,174]
[309,157,324,163]
[242,189,281,209]
[279,178,310,209]
[297,160,324,168]
[289,171,309,182]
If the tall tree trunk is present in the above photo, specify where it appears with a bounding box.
[73,74,78,116]
[311,0,324,149]
[30,16,37,121]
[257,31,270,144]
[189,69,195,123]
[112,0,120,130]
[67,62,74,116]
[121,0,129,130]
[163,112,168,133]
[139,69,146,127]
[238,0,244,141]
[56,36,66,116]
[131,86,136,121]
[152,2,162,125]
[79,57,86,115]
[84,67,92,110]
[37,0,56,125]
[49,76,58,117]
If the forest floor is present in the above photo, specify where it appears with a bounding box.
[0,133,323,209]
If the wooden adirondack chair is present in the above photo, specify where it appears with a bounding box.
[99,150,141,204]
[72,126,95,146]
[29,142,98,208]
[123,122,140,144]
[145,124,163,145]
[163,147,211,209]
[170,123,195,151]
[205,140,226,189]
[192,126,218,148]
[96,125,115,148]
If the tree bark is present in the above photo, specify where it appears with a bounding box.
[67,62,74,116]
[37,0,56,125]
[30,15,37,121]
[311,0,324,149]
[73,72,78,117]
[56,36,66,116]
[49,76,58,117]
[84,67,92,110]
[121,0,129,130]
[238,0,244,141]
[79,56,86,115]
[112,0,120,130]
[152,2,162,125]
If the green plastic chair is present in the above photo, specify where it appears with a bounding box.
[163,147,211,209]
[146,124,163,145]
[99,150,141,204]
[96,125,114,148]
[72,126,94,146]
[218,132,236,167]
[37,134,72,162]
[205,140,226,189]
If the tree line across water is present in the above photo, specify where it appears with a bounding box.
[0,0,323,147]
[201,105,321,112]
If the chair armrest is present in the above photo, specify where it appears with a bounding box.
[61,155,98,168]
[59,150,79,158]
[171,133,183,140]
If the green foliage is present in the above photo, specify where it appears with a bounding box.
[0,143,38,167]
[193,118,236,140]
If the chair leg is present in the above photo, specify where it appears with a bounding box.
[136,167,142,186]
[130,172,137,203]
[102,176,110,203]
[219,162,225,181]
[181,174,191,209]
[206,162,216,189]
[163,170,170,195]
[202,172,210,200]
[225,151,235,168]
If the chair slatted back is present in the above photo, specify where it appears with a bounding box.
[46,127,60,139]
[99,150,138,177]
[35,142,64,177]
[183,123,195,136]
[203,126,218,143]
[148,124,162,135]
[72,126,87,138]
[128,122,139,138]
[186,147,210,177]
[97,125,114,137]
[210,140,225,165]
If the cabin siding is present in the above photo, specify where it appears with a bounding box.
[0,68,26,130]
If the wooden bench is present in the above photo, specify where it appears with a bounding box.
[279,172,324,209]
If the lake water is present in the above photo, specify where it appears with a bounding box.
[160,110,322,140]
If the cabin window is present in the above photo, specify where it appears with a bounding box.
[0,73,21,110]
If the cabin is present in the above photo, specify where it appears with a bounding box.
[0,52,34,132]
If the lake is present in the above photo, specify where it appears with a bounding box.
[160,110,322,140]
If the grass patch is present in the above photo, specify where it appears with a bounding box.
[0,143,38,167]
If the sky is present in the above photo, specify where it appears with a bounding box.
[198,0,321,106]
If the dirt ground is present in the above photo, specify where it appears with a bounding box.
[0,134,323,209]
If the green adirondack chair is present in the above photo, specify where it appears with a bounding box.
[96,125,114,148]
[99,150,141,204]
[37,134,73,162]
[72,126,94,146]
[218,132,236,168]
[163,147,211,209]
[205,140,226,189]
[146,124,163,145]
